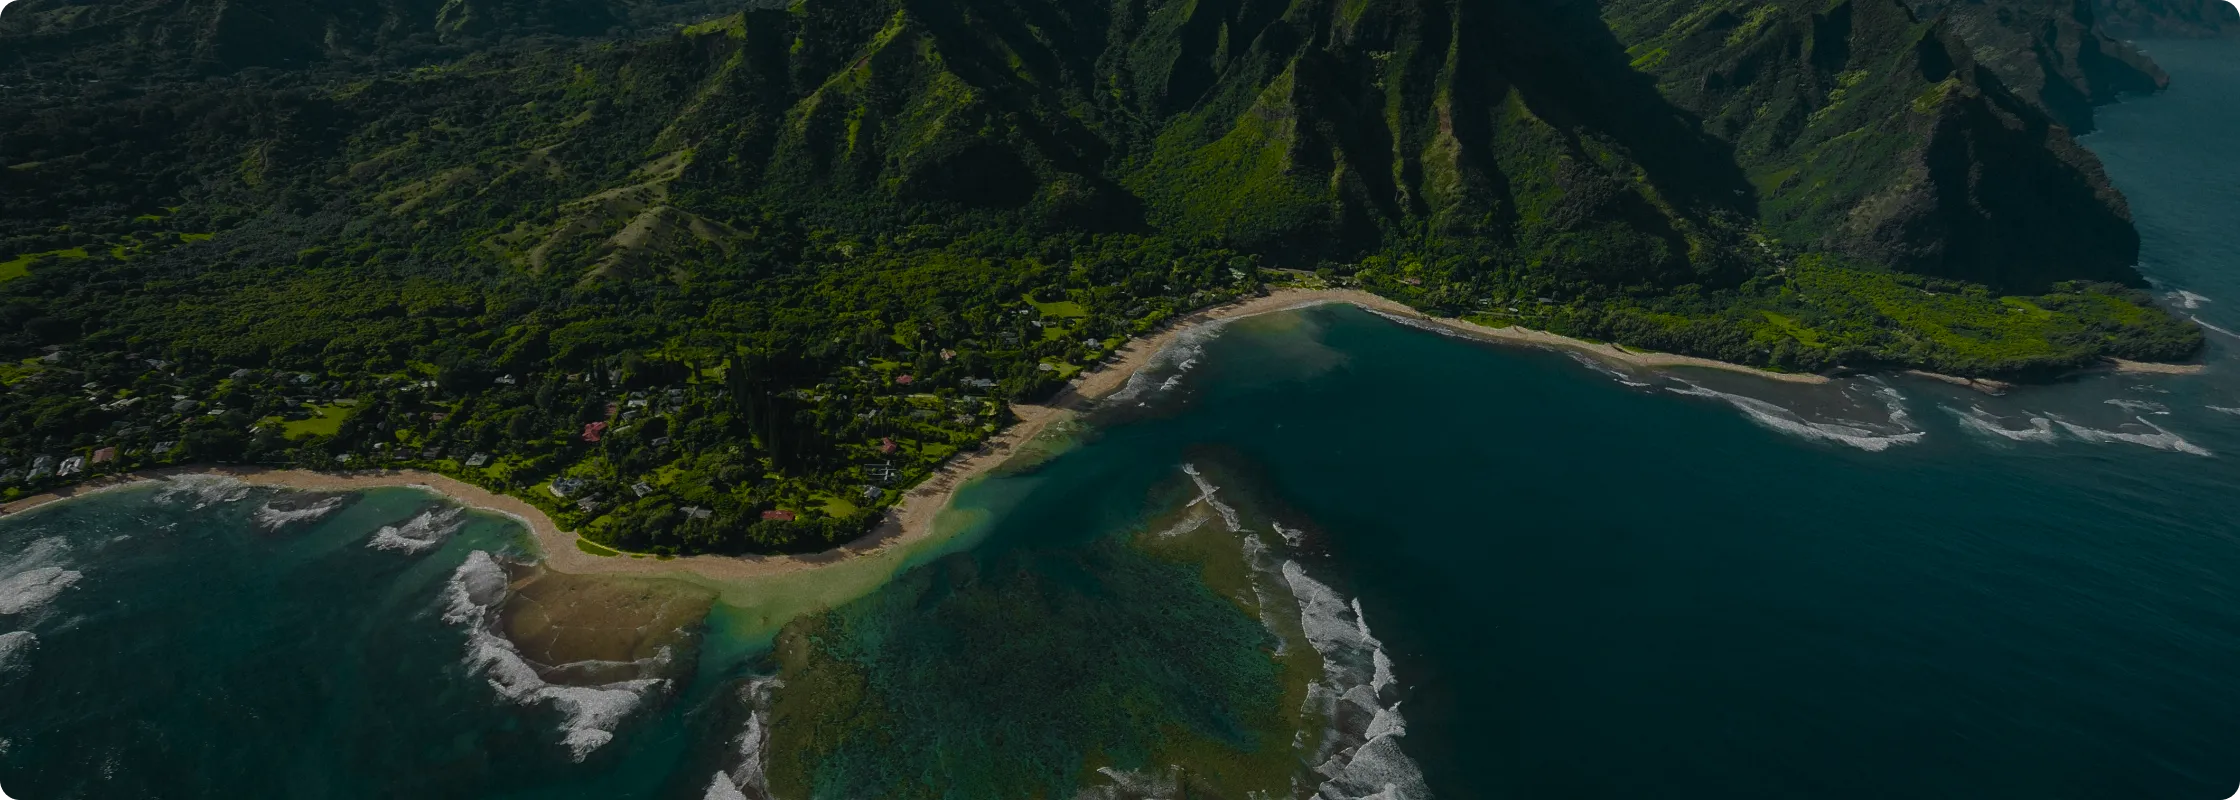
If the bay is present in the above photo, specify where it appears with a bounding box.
[3,37,2240,800]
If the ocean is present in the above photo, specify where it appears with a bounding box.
[4,37,2240,800]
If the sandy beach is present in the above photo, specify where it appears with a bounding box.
[0,286,1832,584]
[2108,357,2209,375]
[1241,288,1831,383]
[1903,370,2016,395]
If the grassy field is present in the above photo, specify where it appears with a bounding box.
[810,493,860,518]
[574,537,622,557]
[1027,295,1089,318]
[281,404,352,439]
[0,247,88,283]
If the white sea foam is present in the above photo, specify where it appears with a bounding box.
[1,537,68,574]
[443,551,666,761]
[1273,522,1307,548]
[2051,415,2212,456]
[1280,561,1428,800]
[1666,381,1924,451]
[1566,351,1654,387]
[1360,307,1472,342]
[2105,399,2172,415]
[1870,385,1916,428]
[1180,464,1243,532]
[0,630,36,676]
[2209,406,2240,415]
[2192,314,2240,340]
[253,495,347,530]
[1154,516,1207,539]
[540,648,678,684]
[1945,406,2057,443]
[369,505,467,555]
[703,777,750,800]
[0,538,80,617]
[1072,765,1183,800]
[1237,534,1291,657]
[0,568,81,616]
[2170,290,2213,309]
[154,474,251,508]
[1111,320,1236,402]
[704,674,785,800]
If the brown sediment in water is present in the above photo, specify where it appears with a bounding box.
[499,565,717,686]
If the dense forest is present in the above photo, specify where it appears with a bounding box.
[0,0,2222,553]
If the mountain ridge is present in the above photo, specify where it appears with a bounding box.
[0,0,2208,552]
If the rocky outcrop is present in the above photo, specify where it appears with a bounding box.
[1907,0,2166,133]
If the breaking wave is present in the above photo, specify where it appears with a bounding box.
[253,495,347,530]
[0,630,35,678]
[704,674,786,800]
[0,538,81,617]
[2192,314,2240,341]
[2051,416,2213,457]
[153,474,251,508]
[1181,463,1243,532]
[1235,532,1293,659]
[705,777,749,800]
[1177,465,1295,656]
[2105,399,2171,415]
[369,505,466,555]
[1073,765,1185,800]
[1666,381,1925,452]
[2209,406,2240,415]
[1566,352,1654,387]
[0,568,81,616]
[1110,318,1239,402]
[2170,290,2212,309]
[1945,406,2057,443]
[1282,561,1427,800]
[1360,307,1459,339]
[1154,516,1207,539]
[442,551,666,761]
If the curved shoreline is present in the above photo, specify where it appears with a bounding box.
[0,288,1864,584]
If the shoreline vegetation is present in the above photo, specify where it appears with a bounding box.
[0,0,2213,579]
[0,288,2208,585]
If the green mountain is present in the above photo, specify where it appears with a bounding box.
[0,0,2207,552]
[1607,0,2153,288]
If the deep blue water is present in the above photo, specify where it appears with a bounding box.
[2,37,2239,800]
[776,36,2240,797]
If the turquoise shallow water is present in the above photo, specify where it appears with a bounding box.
[5,37,2240,800]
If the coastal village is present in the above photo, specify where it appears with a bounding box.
[0,280,1262,554]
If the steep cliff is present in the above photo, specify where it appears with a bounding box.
[1608,0,2147,289]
